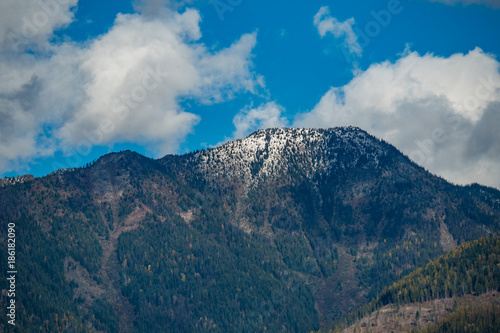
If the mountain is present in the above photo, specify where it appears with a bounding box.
[320,234,500,333]
[1,127,499,332]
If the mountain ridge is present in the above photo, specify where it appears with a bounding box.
[5,126,497,193]
[1,127,499,332]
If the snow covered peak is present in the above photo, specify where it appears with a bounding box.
[188,127,390,188]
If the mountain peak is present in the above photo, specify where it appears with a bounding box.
[246,126,367,137]
[183,126,396,189]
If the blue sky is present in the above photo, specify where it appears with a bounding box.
[1,0,500,188]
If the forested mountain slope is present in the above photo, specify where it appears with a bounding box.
[1,127,499,332]
[320,234,500,333]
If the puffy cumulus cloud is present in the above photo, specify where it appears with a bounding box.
[295,48,500,189]
[0,0,78,52]
[424,0,500,8]
[57,10,260,155]
[0,31,86,171]
[0,75,45,167]
[0,5,261,172]
[231,102,288,139]
[314,6,361,56]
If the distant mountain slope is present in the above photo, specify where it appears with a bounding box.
[1,127,499,332]
[318,234,500,333]
[162,127,500,323]
[163,127,499,243]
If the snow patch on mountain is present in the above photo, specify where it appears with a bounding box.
[189,127,389,189]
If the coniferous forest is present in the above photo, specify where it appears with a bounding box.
[320,234,500,332]
[1,128,500,332]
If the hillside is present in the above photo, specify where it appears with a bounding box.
[320,234,500,332]
[1,127,499,332]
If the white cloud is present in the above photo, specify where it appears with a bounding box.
[232,102,288,139]
[0,0,78,52]
[424,0,500,8]
[0,5,261,172]
[295,48,500,189]
[314,6,362,56]
[57,10,260,155]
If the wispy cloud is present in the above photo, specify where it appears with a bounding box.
[424,0,500,9]
[313,6,362,56]
[232,102,288,140]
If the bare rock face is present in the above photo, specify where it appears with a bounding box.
[439,221,458,252]
[0,174,34,187]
